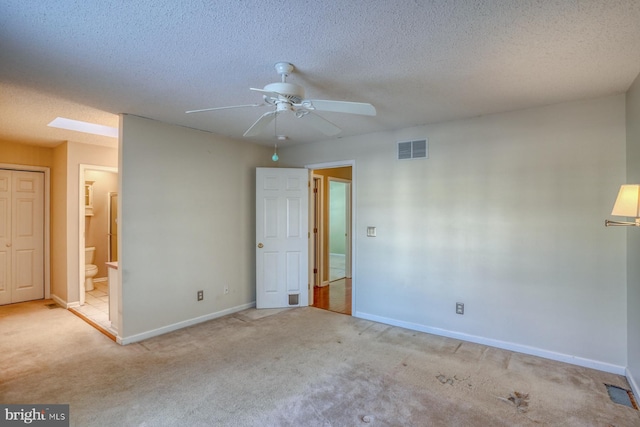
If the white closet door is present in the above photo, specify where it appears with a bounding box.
[0,170,44,305]
[0,170,11,305]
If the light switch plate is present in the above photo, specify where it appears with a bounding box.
[367,226,377,237]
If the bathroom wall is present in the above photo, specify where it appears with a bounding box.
[84,170,118,278]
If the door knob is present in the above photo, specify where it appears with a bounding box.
[6,243,11,247]
[257,243,264,248]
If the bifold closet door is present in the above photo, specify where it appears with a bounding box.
[0,169,44,305]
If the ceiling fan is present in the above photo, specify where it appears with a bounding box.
[186,62,376,138]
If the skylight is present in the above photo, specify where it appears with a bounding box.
[47,117,118,138]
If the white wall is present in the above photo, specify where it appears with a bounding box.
[119,115,271,340]
[626,73,640,393]
[282,95,628,372]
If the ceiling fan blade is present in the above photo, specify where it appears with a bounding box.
[243,111,278,137]
[185,104,265,114]
[299,99,376,116]
[299,112,342,136]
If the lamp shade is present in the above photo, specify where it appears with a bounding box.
[611,185,640,217]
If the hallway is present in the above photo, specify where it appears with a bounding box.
[313,278,351,315]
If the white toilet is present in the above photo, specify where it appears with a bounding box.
[84,247,99,292]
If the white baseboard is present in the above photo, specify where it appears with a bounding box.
[50,294,80,309]
[118,302,256,345]
[626,366,640,398]
[354,311,626,376]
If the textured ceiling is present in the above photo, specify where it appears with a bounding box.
[1,1,640,148]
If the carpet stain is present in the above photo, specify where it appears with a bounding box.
[436,374,471,387]
[436,374,454,385]
[498,391,530,413]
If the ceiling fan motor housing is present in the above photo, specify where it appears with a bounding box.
[263,82,305,104]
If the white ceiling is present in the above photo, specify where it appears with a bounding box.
[1,1,640,148]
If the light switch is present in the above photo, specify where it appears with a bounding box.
[367,226,377,237]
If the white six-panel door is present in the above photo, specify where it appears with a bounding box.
[256,168,309,309]
[0,170,44,305]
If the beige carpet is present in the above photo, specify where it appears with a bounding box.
[1,300,638,426]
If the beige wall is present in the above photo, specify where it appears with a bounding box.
[626,71,640,395]
[119,114,272,340]
[51,143,68,301]
[0,139,54,167]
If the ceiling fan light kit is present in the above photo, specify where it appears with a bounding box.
[186,62,376,138]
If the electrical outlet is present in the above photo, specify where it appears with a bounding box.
[456,302,464,315]
[197,290,204,301]
[224,286,229,294]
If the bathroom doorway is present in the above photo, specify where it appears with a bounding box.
[77,165,118,334]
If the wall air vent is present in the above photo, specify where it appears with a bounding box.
[398,139,428,160]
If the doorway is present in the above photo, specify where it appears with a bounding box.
[309,164,353,315]
[77,165,118,333]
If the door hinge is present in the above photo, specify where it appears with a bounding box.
[313,268,318,274]
[313,227,318,234]
[313,188,318,193]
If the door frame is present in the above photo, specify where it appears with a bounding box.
[78,164,118,306]
[0,163,50,301]
[107,191,118,262]
[306,160,356,315]
[312,174,325,288]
